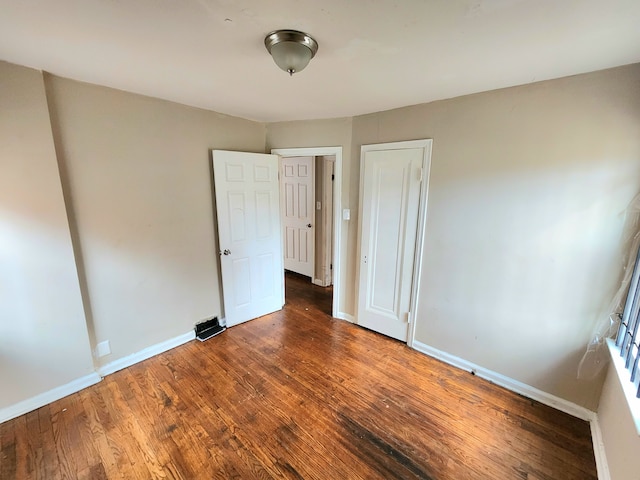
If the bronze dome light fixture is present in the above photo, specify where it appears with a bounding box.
[264,29,319,76]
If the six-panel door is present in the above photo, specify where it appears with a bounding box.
[212,150,284,327]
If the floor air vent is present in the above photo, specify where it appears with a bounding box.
[195,317,225,341]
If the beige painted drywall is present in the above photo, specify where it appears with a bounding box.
[598,363,640,480]
[351,64,640,409]
[4,55,639,420]
[314,156,335,286]
[266,118,354,316]
[314,156,324,282]
[44,75,266,367]
[0,62,94,408]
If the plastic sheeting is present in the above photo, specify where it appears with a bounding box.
[578,193,640,380]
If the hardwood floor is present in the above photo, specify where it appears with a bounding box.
[1,272,597,479]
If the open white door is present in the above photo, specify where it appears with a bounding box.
[357,141,430,341]
[212,150,284,327]
[281,156,314,277]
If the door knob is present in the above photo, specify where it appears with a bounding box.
[307,223,312,228]
[223,249,231,255]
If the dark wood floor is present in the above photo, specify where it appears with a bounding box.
[0,272,596,479]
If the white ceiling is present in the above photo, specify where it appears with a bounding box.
[1,0,638,122]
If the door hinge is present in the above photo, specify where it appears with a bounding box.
[331,174,335,181]
[407,311,411,324]
[330,263,333,270]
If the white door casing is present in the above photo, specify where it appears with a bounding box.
[357,141,432,342]
[212,150,284,327]
[281,156,315,278]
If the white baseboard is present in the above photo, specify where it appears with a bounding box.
[411,340,595,421]
[312,278,326,287]
[219,316,227,327]
[589,415,611,480]
[97,331,195,377]
[2,331,197,424]
[337,312,355,323]
[411,341,612,478]
[0,372,101,424]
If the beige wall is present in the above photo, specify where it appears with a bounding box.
[0,62,94,409]
[3,56,639,419]
[351,64,640,409]
[314,156,335,286]
[266,118,354,315]
[314,157,324,282]
[598,363,640,480]
[44,76,266,366]
[265,67,640,409]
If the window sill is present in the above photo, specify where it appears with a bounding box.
[606,338,640,436]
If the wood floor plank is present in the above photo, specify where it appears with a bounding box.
[155,363,286,478]
[0,272,597,479]
[76,389,120,480]
[23,411,42,479]
[182,348,370,478]
[192,339,386,479]
[1,414,18,479]
[50,397,82,480]
[35,405,62,480]
[226,316,472,477]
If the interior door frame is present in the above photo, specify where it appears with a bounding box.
[357,139,432,346]
[271,147,343,320]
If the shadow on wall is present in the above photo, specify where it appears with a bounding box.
[417,158,639,410]
[39,72,266,366]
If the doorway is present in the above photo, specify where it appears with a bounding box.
[272,147,343,319]
[284,270,333,316]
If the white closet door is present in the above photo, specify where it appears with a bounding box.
[357,147,423,341]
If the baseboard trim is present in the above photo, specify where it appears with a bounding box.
[411,340,595,421]
[312,278,326,287]
[97,331,195,377]
[337,312,355,323]
[589,415,611,480]
[0,372,101,424]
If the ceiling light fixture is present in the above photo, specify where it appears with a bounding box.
[264,29,318,76]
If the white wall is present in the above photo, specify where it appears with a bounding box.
[44,75,266,368]
[351,64,640,409]
[0,62,94,409]
[598,363,640,480]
